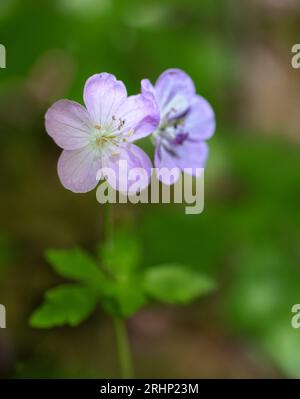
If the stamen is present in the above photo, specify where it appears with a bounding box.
[117,118,126,130]
[127,129,134,137]
[90,117,132,156]
[95,136,107,145]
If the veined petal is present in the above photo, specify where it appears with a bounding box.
[185,95,216,140]
[57,146,101,193]
[45,100,91,150]
[83,73,127,127]
[141,78,156,99]
[102,144,152,194]
[176,141,209,174]
[115,94,159,142]
[154,140,208,182]
[154,145,181,185]
[155,68,195,113]
[161,93,189,120]
[143,75,190,120]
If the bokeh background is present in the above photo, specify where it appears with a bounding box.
[1,0,300,378]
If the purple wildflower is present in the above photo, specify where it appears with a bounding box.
[142,68,215,184]
[45,73,159,193]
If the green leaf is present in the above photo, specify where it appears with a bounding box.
[224,246,300,336]
[99,231,141,276]
[143,264,216,304]
[224,246,300,377]
[46,248,104,286]
[102,276,147,318]
[262,320,300,378]
[30,284,99,328]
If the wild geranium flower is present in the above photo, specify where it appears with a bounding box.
[45,73,159,193]
[142,68,215,184]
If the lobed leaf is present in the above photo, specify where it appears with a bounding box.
[143,264,216,304]
[30,284,99,328]
[45,248,104,286]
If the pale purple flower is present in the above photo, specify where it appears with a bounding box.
[45,73,159,193]
[142,68,215,184]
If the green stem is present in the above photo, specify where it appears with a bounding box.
[113,317,134,379]
[103,203,134,378]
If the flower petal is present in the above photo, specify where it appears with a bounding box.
[176,141,209,174]
[154,140,208,182]
[161,93,189,120]
[83,73,127,126]
[154,68,195,114]
[45,100,91,150]
[184,95,216,140]
[141,78,156,99]
[102,144,152,194]
[115,94,159,142]
[154,144,181,185]
[57,146,101,193]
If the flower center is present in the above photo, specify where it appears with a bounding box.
[89,115,134,157]
[153,113,188,157]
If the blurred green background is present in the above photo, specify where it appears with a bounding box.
[1,0,300,378]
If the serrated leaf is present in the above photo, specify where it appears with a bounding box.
[46,248,104,286]
[30,285,99,328]
[99,231,141,276]
[143,264,216,304]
